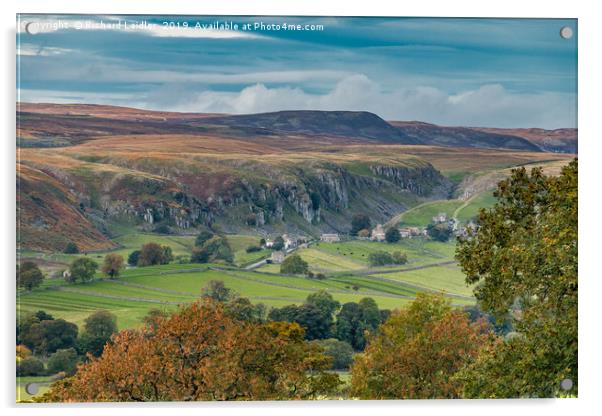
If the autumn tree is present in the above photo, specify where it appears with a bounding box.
[101,254,124,279]
[39,300,340,402]
[350,293,492,399]
[138,243,172,266]
[455,160,578,398]
[17,261,44,291]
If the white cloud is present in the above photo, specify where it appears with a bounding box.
[158,75,575,128]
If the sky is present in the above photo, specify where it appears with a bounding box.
[17,15,577,128]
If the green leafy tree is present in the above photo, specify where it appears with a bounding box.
[127,250,141,266]
[63,242,79,254]
[200,236,234,263]
[69,258,98,283]
[101,254,124,279]
[47,348,79,376]
[427,222,453,242]
[350,214,371,236]
[20,318,78,355]
[272,236,285,251]
[201,280,236,302]
[225,297,266,323]
[335,298,384,351]
[268,301,332,341]
[190,247,209,263]
[280,254,309,275]
[313,338,354,370]
[455,160,578,398]
[77,310,118,357]
[385,227,401,243]
[17,261,44,291]
[306,290,340,317]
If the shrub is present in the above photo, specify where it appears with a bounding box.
[391,251,408,265]
[368,251,394,267]
[358,229,370,238]
[246,245,262,253]
[153,224,171,234]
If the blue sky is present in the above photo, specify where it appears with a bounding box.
[17,15,577,128]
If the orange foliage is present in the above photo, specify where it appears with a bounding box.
[351,294,495,399]
[38,300,339,402]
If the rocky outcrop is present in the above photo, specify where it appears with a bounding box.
[84,162,450,233]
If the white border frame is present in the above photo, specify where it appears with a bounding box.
[3,1,599,415]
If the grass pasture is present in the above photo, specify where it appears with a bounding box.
[18,247,474,331]
[390,199,464,227]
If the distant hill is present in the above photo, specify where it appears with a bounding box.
[389,121,544,152]
[198,110,422,144]
[467,127,577,154]
[18,103,576,153]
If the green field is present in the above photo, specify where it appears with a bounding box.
[455,191,497,223]
[18,232,477,333]
[308,239,455,270]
